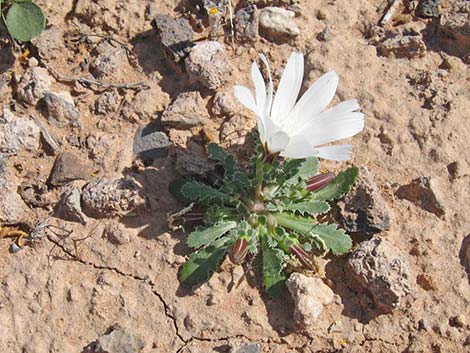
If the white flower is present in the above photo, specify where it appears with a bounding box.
[233,52,364,160]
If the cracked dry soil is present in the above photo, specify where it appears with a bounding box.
[1,0,470,352]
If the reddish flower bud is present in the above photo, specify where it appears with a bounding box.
[290,245,315,270]
[306,172,335,192]
[229,237,249,264]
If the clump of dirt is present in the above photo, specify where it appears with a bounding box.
[1,0,469,352]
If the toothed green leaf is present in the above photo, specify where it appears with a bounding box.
[274,213,352,255]
[181,181,232,204]
[187,221,237,249]
[310,167,358,201]
[169,178,192,204]
[180,236,231,287]
[207,143,235,175]
[307,223,352,255]
[284,200,330,215]
[297,157,319,180]
[262,234,287,298]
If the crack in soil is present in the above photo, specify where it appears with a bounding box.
[46,235,305,352]
[46,234,186,346]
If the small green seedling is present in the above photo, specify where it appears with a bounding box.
[1,0,46,42]
[170,141,358,297]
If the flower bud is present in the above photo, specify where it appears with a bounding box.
[229,237,249,264]
[306,172,335,192]
[290,245,315,270]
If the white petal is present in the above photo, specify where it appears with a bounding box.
[290,71,339,129]
[279,135,315,159]
[257,116,266,144]
[268,131,290,153]
[271,52,304,127]
[233,85,258,114]
[314,144,353,161]
[296,112,364,147]
[259,54,273,119]
[251,62,266,113]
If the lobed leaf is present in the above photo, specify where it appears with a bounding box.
[310,167,358,201]
[284,200,330,215]
[297,157,319,180]
[262,234,287,298]
[6,2,45,42]
[181,181,232,205]
[187,221,237,249]
[207,143,235,175]
[180,236,232,287]
[274,212,352,255]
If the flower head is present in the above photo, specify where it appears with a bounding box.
[234,52,364,160]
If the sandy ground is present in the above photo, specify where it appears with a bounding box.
[1,0,469,352]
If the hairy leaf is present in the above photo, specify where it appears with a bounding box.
[274,213,352,255]
[262,234,287,298]
[207,143,235,175]
[284,200,330,215]
[169,178,192,204]
[181,181,232,204]
[6,2,45,42]
[180,237,231,287]
[187,221,237,249]
[297,157,319,180]
[310,167,358,201]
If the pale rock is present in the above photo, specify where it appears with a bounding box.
[43,91,80,127]
[16,67,54,105]
[286,273,335,326]
[161,91,209,128]
[0,170,32,224]
[0,110,40,153]
[93,325,145,353]
[104,221,131,245]
[55,188,88,224]
[82,178,145,218]
[185,41,231,89]
[259,7,300,40]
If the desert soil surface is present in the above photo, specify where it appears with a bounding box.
[0,0,469,352]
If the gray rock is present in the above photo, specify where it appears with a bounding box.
[286,273,335,326]
[395,177,445,218]
[104,221,131,245]
[16,67,54,105]
[347,237,413,312]
[259,7,300,41]
[235,5,259,42]
[416,0,440,18]
[338,167,391,237]
[211,90,241,117]
[32,117,61,154]
[82,178,145,218]
[49,152,93,187]
[377,35,426,59]
[161,91,209,128]
[133,124,170,161]
[90,41,128,79]
[43,91,80,127]
[185,41,231,90]
[0,110,40,153]
[154,15,195,64]
[56,188,87,224]
[93,325,145,353]
[94,90,121,115]
[175,145,215,176]
[230,342,262,353]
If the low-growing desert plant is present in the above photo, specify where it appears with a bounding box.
[170,52,365,297]
[1,0,45,42]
